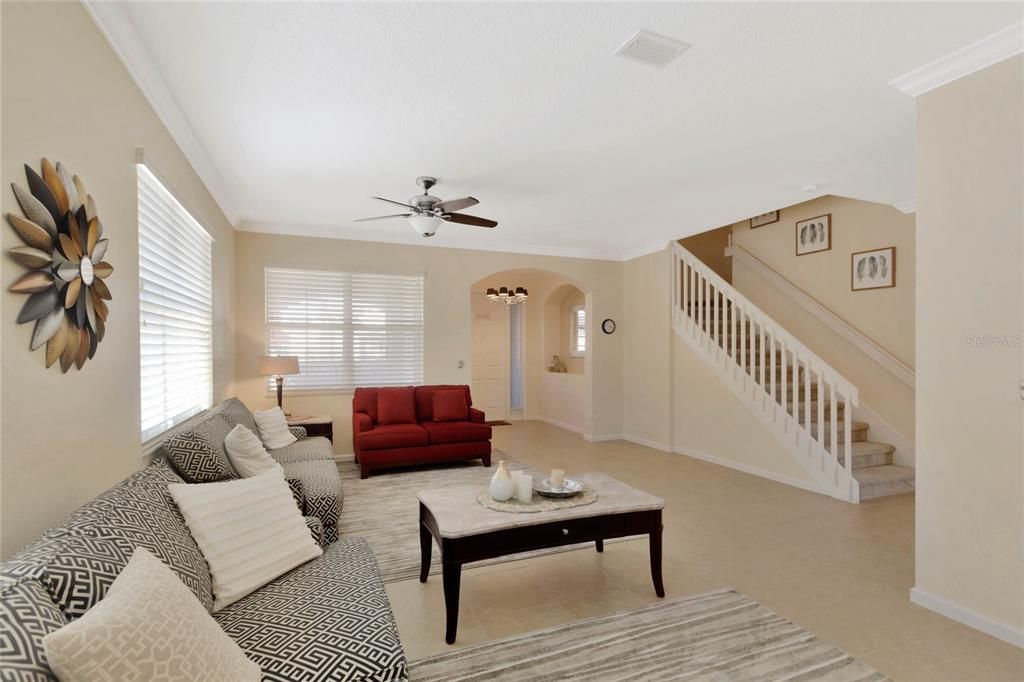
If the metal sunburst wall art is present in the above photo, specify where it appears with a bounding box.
[7,158,113,372]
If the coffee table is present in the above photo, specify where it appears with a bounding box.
[417,472,665,644]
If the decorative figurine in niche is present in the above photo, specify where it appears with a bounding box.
[6,159,113,372]
[548,355,567,373]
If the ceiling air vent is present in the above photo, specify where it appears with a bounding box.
[614,29,690,68]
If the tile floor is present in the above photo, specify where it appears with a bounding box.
[386,421,1023,681]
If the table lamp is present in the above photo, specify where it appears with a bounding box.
[258,355,300,411]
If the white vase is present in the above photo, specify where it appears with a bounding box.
[490,461,514,501]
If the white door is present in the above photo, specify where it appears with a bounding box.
[471,293,508,420]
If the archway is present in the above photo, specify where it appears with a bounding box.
[469,268,592,432]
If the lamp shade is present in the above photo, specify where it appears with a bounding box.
[258,355,299,376]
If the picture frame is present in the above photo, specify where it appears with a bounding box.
[749,210,779,229]
[851,247,896,291]
[795,214,831,256]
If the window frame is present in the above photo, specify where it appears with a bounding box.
[569,303,586,357]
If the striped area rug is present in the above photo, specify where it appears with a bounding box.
[409,588,888,681]
[336,452,637,583]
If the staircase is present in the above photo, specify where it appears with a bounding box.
[671,242,914,502]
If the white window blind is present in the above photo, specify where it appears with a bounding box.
[509,303,524,410]
[570,304,586,357]
[137,164,213,442]
[265,268,423,392]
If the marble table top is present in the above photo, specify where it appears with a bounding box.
[417,472,664,539]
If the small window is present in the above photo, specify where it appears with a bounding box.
[569,304,586,357]
[137,164,213,442]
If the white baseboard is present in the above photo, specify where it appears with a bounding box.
[583,433,623,442]
[621,434,673,452]
[910,587,1024,648]
[526,415,586,435]
[672,446,825,495]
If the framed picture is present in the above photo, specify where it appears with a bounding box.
[795,214,831,256]
[851,247,896,291]
[749,210,779,229]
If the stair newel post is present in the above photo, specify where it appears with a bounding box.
[739,307,746,387]
[769,332,776,414]
[759,319,766,402]
[816,370,825,455]
[780,338,788,428]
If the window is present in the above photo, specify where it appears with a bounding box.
[265,268,423,392]
[569,304,586,357]
[138,164,213,441]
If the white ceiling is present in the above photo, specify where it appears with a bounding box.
[102,2,1021,260]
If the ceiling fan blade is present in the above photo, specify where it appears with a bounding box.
[443,212,498,228]
[434,196,479,213]
[354,213,413,222]
[371,196,415,209]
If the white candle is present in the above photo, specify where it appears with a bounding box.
[551,469,565,487]
[516,473,533,503]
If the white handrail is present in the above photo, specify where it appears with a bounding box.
[672,242,861,502]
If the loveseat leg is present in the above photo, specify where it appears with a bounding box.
[482,454,491,467]
[360,463,370,479]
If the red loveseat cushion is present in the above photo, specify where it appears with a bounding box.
[432,389,469,422]
[414,385,472,422]
[358,424,430,451]
[377,387,416,425]
[421,421,492,445]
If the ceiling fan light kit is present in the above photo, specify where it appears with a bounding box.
[356,176,498,238]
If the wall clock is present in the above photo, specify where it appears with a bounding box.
[7,158,113,372]
[601,318,616,334]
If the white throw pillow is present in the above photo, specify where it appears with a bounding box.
[224,423,283,477]
[42,547,260,682]
[253,407,297,449]
[168,471,322,611]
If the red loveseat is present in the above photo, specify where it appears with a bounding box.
[352,385,492,478]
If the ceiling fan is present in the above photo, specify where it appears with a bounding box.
[355,176,498,237]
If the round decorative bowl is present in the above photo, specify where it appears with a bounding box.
[533,477,584,498]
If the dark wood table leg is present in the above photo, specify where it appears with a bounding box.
[595,538,604,553]
[650,524,665,598]
[442,560,462,644]
[419,524,432,583]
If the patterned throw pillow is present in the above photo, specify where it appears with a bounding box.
[42,548,260,682]
[163,429,237,483]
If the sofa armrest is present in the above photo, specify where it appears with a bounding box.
[469,407,486,424]
[288,425,307,440]
[303,515,326,548]
[286,476,306,512]
[353,412,373,435]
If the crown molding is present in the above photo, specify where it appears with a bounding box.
[890,21,1023,97]
[621,240,670,261]
[892,199,916,214]
[81,0,241,225]
[238,221,629,262]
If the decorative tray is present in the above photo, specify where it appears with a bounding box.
[533,477,584,498]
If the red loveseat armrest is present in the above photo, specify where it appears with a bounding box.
[469,407,486,424]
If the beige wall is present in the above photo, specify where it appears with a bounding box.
[233,231,623,452]
[731,195,915,367]
[622,249,673,449]
[914,56,1023,638]
[554,286,585,375]
[729,195,917,451]
[1,2,236,557]
[680,225,732,282]
[672,335,816,486]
